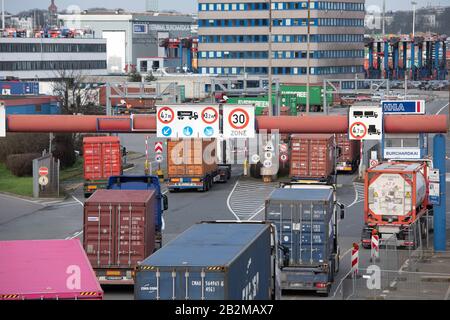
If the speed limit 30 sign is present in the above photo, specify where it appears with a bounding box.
[223,105,255,139]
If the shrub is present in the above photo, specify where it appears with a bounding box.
[0,133,48,162]
[6,153,41,177]
[52,134,76,169]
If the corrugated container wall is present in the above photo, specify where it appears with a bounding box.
[290,134,335,179]
[336,134,360,163]
[135,222,273,300]
[167,139,218,178]
[83,190,156,270]
[83,136,122,181]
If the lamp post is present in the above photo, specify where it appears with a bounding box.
[268,0,273,116]
[412,1,417,38]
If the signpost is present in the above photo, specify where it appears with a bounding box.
[429,169,440,205]
[156,105,220,138]
[349,106,383,141]
[223,105,255,139]
[0,102,5,138]
[39,167,49,176]
[381,100,425,114]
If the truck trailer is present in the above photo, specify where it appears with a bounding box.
[335,134,360,173]
[167,139,229,192]
[134,221,280,300]
[266,184,345,296]
[107,175,168,250]
[83,189,157,284]
[83,136,122,198]
[0,239,103,300]
[361,162,432,249]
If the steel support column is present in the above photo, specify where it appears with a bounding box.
[433,134,447,251]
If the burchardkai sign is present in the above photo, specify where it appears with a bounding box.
[384,148,422,159]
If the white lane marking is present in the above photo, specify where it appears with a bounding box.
[71,195,84,206]
[249,205,265,221]
[445,283,450,300]
[347,183,363,208]
[340,247,353,260]
[226,181,242,221]
[65,230,83,240]
[436,102,449,115]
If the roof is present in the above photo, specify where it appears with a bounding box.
[2,96,58,107]
[86,189,155,205]
[141,223,268,267]
[268,188,333,202]
[371,162,422,172]
[83,136,120,143]
[0,239,102,298]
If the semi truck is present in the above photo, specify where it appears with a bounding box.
[361,162,432,249]
[166,139,230,192]
[266,183,345,296]
[107,175,168,250]
[335,134,360,173]
[134,221,280,300]
[83,136,122,198]
[83,189,157,284]
[0,239,103,300]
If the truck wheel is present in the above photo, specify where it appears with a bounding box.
[318,287,331,297]
[84,193,91,198]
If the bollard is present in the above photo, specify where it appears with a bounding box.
[371,231,380,262]
[351,243,359,278]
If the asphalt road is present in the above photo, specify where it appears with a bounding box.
[0,92,448,300]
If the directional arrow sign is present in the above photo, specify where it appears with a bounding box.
[155,142,163,154]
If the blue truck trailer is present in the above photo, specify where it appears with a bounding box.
[134,221,279,300]
[265,185,345,296]
[107,175,168,250]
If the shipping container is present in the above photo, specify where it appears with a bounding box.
[335,134,360,172]
[0,81,39,95]
[266,186,343,295]
[83,136,122,198]
[83,190,156,284]
[361,162,431,249]
[135,222,277,300]
[290,134,336,183]
[167,139,223,192]
[0,239,103,300]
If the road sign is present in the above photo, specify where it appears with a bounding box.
[155,154,164,163]
[265,152,273,159]
[157,105,219,138]
[349,106,383,141]
[263,159,272,168]
[279,143,288,153]
[0,102,5,138]
[155,142,163,154]
[381,100,425,114]
[251,154,261,163]
[39,175,49,187]
[223,105,255,139]
[280,154,288,162]
[369,159,379,168]
[264,141,275,152]
[429,182,440,205]
[39,167,49,176]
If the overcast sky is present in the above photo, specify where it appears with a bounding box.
[3,0,447,14]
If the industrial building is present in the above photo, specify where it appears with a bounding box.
[1,96,60,115]
[197,0,366,83]
[0,37,108,80]
[58,11,194,74]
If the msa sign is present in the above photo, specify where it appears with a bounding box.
[223,105,255,139]
[0,102,5,137]
[156,105,219,138]
[381,100,425,114]
[348,106,383,141]
[133,24,148,34]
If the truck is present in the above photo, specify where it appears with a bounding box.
[0,239,103,300]
[290,134,337,184]
[335,134,360,173]
[361,162,432,249]
[167,138,230,192]
[83,136,123,198]
[266,184,345,296]
[107,175,169,250]
[134,221,280,300]
[83,189,157,284]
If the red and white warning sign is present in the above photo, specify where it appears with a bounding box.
[369,159,379,168]
[280,154,288,163]
[223,105,255,139]
[155,142,164,154]
[39,167,49,176]
[349,106,383,141]
[157,106,175,124]
[201,107,219,125]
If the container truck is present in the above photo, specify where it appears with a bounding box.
[83,189,156,284]
[167,139,228,192]
[290,134,336,184]
[361,162,432,249]
[0,239,103,300]
[83,136,123,198]
[134,221,280,300]
[266,184,345,296]
[107,175,168,250]
[335,134,360,173]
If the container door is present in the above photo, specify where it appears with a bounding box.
[84,143,102,180]
[102,142,121,178]
[85,204,115,268]
[115,204,147,267]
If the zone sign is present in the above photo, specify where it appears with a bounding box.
[223,105,255,139]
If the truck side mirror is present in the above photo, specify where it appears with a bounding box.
[340,204,345,220]
[163,194,169,211]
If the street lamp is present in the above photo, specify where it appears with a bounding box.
[412,1,417,38]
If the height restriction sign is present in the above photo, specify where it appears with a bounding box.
[349,106,383,141]
[223,105,255,139]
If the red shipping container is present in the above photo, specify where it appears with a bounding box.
[83,136,122,181]
[335,134,360,172]
[83,190,156,285]
[290,134,335,180]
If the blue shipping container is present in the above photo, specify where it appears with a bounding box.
[0,81,39,95]
[135,222,274,300]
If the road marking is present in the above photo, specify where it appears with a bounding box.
[71,195,84,206]
[0,193,46,206]
[436,102,449,115]
[445,283,450,300]
[347,183,364,208]
[65,230,83,240]
[226,181,242,221]
[340,247,353,260]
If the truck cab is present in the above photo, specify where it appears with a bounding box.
[107,175,168,250]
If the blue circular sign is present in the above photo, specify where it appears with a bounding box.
[204,126,214,137]
[183,126,193,137]
[162,126,172,137]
